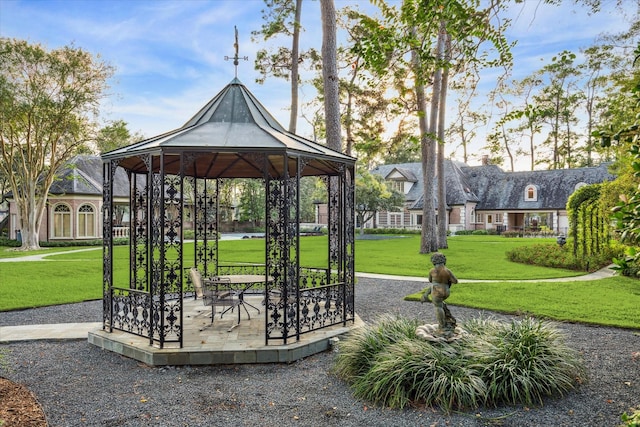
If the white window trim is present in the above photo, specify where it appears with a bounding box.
[525,185,538,201]
[77,203,97,238]
[52,203,72,239]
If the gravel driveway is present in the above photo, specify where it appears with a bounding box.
[1,277,639,426]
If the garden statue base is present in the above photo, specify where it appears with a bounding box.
[416,324,468,343]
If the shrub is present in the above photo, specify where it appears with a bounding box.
[361,228,421,235]
[502,231,523,238]
[612,256,640,277]
[621,407,640,426]
[0,237,20,247]
[506,242,622,272]
[333,315,585,413]
[472,229,488,235]
[353,338,486,412]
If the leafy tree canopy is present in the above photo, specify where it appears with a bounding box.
[355,169,404,234]
[0,38,113,250]
[96,120,143,153]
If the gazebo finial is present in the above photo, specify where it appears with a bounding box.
[225,26,248,78]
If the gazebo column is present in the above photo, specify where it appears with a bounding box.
[156,159,184,347]
[265,155,300,344]
[327,168,356,323]
[102,159,116,332]
[343,166,356,320]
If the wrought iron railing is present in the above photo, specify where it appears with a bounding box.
[107,286,181,347]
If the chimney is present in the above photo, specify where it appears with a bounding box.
[481,155,489,166]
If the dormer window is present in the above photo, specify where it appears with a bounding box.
[385,168,417,195]
[525,184,538,201]
[389,180,404,193]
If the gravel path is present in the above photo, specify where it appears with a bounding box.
[1,277,639,426]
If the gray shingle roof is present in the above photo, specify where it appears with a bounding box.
[461,163,615,210]
[372,160,480,210]
[49,155,131,198]
[372,160,615,211]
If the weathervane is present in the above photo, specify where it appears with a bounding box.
[225,26,248,78]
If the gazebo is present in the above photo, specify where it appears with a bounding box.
[97,78,356,355]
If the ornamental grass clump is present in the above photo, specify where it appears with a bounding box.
[332,314,422,381]
[333,315,586,413]
[472,316,586,407]
[350,338,486,412]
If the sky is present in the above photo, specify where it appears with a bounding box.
[0,0,636,168]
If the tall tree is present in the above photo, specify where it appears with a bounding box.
[534,50,583,169]
[354,0,512,253]
[414,35,439,253]
[446,71,487,164]
[320,0,341,152]
[436,22,450,249]
[252,0,306,133]
[580,44,620,166]
[517,83,549,171]
[0,38,113,250]
[487,73,547,171]
[308,7,399,163]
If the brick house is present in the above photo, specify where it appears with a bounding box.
[370,159,615,234]
[6,155,132,242]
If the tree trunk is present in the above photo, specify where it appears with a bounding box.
[436,24,449,250]
[320,0,341,152]
[17,189,45,250]
[413,48,438,254]
[344,63,358,157]
[501,122,515,171]
[288,0,302,133]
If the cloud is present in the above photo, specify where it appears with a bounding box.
[2,0,634,168]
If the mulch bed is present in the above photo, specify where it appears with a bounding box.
[0,377,47,427]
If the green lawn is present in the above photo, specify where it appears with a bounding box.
[1,235,638,329]
[406,277,640,329]
[216,235,583,280]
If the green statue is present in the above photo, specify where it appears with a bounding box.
[421,252,458,337]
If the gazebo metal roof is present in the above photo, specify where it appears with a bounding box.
[102,77,355,178]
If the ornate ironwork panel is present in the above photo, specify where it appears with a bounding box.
[105,154,185,348]
[193,174,218,278]
[327,175,341,278]
[102,160,115,329]
[110,288,152,337]
[263,159,356,344]
[131,171,149,292]
[265,155,300,344]
[155,171,183,345]
[343,166,356,322]
[148,165,164,345]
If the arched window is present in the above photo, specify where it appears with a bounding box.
[524,185,538,201]
[53,204,71,238]
[575,182,587,191]
[78,204,96,237]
